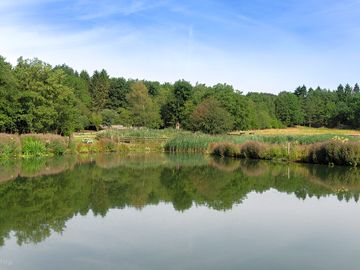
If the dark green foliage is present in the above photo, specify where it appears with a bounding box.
[14,58,80,135]
[162,80,193,127]
[247,93,282,129]
[1,53,360,135]
[21,137,47,156]
[90,69,110,112]
[108,77,130,109]
[189,97,234,134]
[101,109,119,127]
[275,92,304,126]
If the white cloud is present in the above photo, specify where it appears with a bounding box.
[1,0,360,93]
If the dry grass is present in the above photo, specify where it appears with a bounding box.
[230,126,360,136]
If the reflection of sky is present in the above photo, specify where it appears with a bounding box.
[1,0,360,92]
[1,190,360,270]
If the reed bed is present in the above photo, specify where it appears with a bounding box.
[210,138,360,167]
[164,133,358,153]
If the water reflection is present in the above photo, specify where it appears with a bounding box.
[0,154,360,247]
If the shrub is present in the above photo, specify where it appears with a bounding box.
[189,97,234,134]
[308,140,360,166]
[211,142,239,157]
[262,144,287,160]
[101,109,119,127]
[48,140,67,156]
[98,138,116,152]
[240,141,266,159]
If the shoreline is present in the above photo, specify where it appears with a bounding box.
[1,130,360,167]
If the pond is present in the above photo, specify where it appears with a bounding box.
[0,154,360,270]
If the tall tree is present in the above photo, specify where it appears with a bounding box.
[107,77,130,109]
[90,69,110,112]
[15,57,78,135]
[162,80,193,127]
[354,83,360,94]
[126,82,161,128]
[0,56,18,132]
[189,97,234,134]
[275,92,304,126]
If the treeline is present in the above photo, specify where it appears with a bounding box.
[1,55,360,135]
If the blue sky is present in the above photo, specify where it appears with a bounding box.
[1,0,360,93]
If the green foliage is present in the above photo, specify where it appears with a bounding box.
[47,140,67,156]
[117,108,133,126]
[189,97,234,134]
[100,109,119,127]
[275,92,304,126]
[108,77,130,109]
[90,69,110,112]
[126,82,161,128]
[162,80,193,127]
[0,134,21,158]
[20,134,68,157]
[21,137,47,156]
[1,53,360,136]
[90,113,102,131]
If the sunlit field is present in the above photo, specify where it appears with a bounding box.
[230,126,360,136]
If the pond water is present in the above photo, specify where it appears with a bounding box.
[0,154,360,270]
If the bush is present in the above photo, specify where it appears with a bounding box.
[101,109,119,127]
[211,142,239,157]
[308,140,360,166]
[98,138,116,152]
[240,141,266,159]
[189,97,234,134]
[48,140,67,156]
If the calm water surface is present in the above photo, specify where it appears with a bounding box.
[0,154,360,270]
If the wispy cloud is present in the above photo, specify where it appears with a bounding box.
[74,0,167,20]
[1,0,360,92]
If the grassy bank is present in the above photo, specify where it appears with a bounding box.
[1,126,360,165]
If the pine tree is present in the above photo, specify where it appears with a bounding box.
[90,69,110,112]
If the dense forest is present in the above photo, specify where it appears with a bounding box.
[1,55,360,135]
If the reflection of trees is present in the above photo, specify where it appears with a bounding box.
[1,155,360,246]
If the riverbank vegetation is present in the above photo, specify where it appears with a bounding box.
[2,55,360,135]
[1,127,360,167]
[211,137,360,167]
